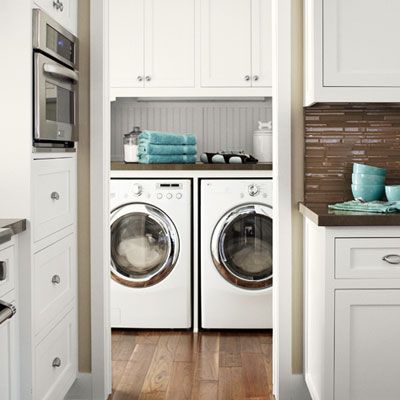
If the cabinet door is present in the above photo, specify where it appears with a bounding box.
[335,290,400,400]
[201,0,252,87]
[144,0,195,88]
[110,0,144,88]
[324,0,400,87]
[251,0,272,87]
[33,157,76,242]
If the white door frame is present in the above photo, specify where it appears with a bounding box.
[89,0,293,399]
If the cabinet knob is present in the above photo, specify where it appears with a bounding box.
[51,192,60,201]
[382,254,400,265]
[59,2,64,12]
[52,275,61,285]
[137,76,143,82]
[52,357,62,368]
[145,76,151,82]
[253,75,259,81]
[53,0,60,9]
[244,75,250,81]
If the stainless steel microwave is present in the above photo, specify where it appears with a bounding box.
[33,10,79,147]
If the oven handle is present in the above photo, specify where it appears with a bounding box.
[0,300,16,326]
[43,63,79,84]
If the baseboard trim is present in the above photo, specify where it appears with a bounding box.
[292,374,312,400]
[65,372,93,400]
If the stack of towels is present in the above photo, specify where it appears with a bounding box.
[138,131,197,164]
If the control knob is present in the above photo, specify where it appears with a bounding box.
[132,183,143,196]
[248,184,259,197]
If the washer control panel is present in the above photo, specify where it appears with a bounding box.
[155,183,184,200]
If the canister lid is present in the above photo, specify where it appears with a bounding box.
[125,126,142,137]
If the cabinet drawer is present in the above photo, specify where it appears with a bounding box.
[33,158,76,242]
[34,308,77,400]
[33,234,76,334]
[0,245,15,298]
[335,238,400,279]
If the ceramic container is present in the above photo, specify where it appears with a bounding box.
[385,185,400,202]
[352,184,385,202]
[352,173,386,185]
[353,163,387,177]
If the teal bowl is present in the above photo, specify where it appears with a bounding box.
[385,185,400,202]
[352,184,385,202]
[352,173,386,185]
[353,163,387,177]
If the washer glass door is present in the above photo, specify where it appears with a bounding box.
[211,204,273,289]
[110,203,179,287]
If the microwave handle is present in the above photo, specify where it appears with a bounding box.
[43,63,79,84]
[0,300,16,327]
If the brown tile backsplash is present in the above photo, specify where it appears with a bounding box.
[304,103,400,205]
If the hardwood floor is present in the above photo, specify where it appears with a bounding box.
[110,330,273,400]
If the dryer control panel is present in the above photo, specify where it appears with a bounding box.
[156,183,184,200]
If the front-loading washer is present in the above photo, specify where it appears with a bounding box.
[110,178,191,329]
[200,178,273,329]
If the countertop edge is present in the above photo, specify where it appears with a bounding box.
[298,203,400,227]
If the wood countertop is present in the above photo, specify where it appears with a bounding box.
[299,203,400,227]
[111,161,273,171]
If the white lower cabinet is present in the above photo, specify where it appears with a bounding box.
[335,290,400,400]
[304,220,400,400]
[20,154,77,400]
[34,307,77,400]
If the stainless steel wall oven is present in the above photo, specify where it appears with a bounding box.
[33,10,79,148]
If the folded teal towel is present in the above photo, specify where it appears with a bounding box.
[329,200,400,214]
[138,154,197,164]
[138,143,197,156]
[139,131,197,145]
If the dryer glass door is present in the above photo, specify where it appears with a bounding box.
[110,203,180,287]
[211,204,273,289]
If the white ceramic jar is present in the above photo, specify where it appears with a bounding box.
[253,121,272,162]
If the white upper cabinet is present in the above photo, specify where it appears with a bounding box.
[110,0,145,88]
[251,0,273,88]
[144,0,195,88]
[304,0,400,105]
[34,0,77,36]
[110,0,195,89]
[109,0,272,97]
[200,0,252,87]
[200,0,272,88]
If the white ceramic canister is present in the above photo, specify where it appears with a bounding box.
[253,121,272,162]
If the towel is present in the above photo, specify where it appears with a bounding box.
[139,131,197,145]
[138,154,197,164]
[328,200,400,214]
[138,143,197,156]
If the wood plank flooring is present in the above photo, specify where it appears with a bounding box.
[109,330,273,400]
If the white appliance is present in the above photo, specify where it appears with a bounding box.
[110,179,191,328]
[200,179,273,329]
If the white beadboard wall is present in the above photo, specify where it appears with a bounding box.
[111,99,272,160]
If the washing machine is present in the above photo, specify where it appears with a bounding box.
[110,178,191,329]
[200,179,273,329]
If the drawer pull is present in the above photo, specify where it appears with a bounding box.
[0,300,16,326]
[0,261,6,281]
[51,192,60,200]
[382,254,400,265]
[52,357,62,368]
[51,275,61,284]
